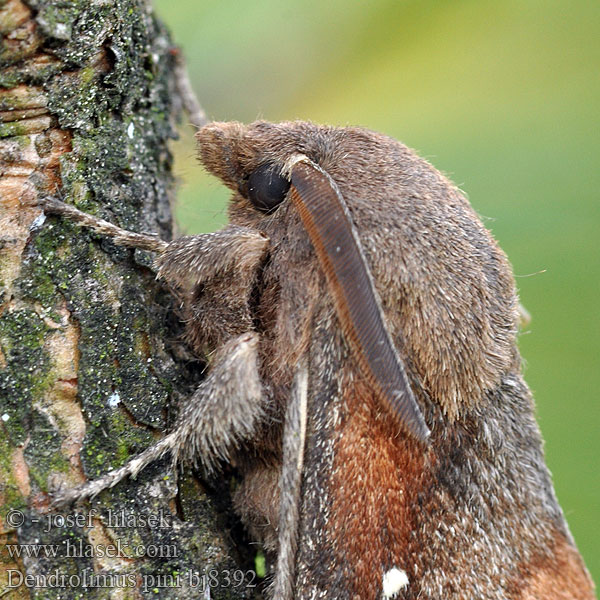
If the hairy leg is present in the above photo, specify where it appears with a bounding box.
[40,197,269,292]
[272,359,308,600]
[40,196,168,252]
[52,333,266,506]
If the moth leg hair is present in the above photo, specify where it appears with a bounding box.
[40,197,273,500]
[39,197,270,286]
[41,198,289,566]
[40,196,168,253]
[40,195,270,376]
[52,332,267,506]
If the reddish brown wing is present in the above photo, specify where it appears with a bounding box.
[295,360,596,599]
[291,282,432,599]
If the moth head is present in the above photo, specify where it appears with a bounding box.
[197,121,367,208]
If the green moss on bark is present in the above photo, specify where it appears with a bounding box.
[0,308,50,444]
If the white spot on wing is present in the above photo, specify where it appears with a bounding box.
[382,567,409,598]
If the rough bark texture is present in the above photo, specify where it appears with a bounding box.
[0,1,251,598]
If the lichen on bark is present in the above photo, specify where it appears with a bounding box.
[0,1,251,598]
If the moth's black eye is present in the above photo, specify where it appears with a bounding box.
[247,163,290,213]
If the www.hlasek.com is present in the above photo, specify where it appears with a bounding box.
[5,537,177,559]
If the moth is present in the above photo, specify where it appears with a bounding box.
[43,121,595,599]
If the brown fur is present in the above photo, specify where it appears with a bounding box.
[519,534,594,600]
[329,379,429,598]
[199,121,519,420]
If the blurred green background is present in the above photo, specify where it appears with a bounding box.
[154,0,599,583]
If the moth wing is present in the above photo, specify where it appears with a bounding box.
[290,327,426,599]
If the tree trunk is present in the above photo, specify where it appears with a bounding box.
[0,1,251,598]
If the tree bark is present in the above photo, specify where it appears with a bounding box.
[0,1,250,598]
